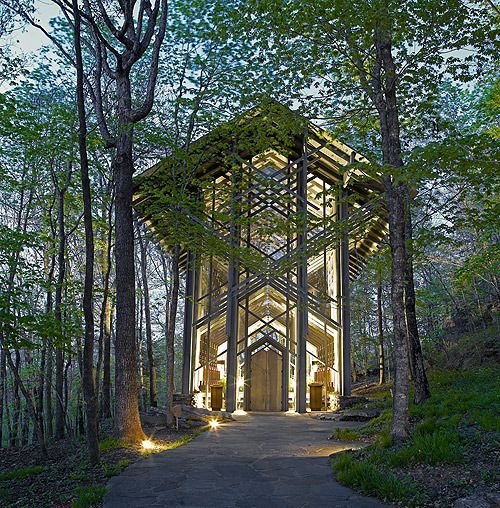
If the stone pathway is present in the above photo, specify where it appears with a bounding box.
[104,413,392,508]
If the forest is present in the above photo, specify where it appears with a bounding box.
[0,1,498,507]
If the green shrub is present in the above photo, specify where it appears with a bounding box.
[72,485,107,508]
[0,488,10,499]
[98,437,127,452]
[0,465,45,481]
[332,453,425,506]
[117,459,130,469]
[332,427,360,440]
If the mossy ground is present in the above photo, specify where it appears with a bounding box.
[331,366,500,507]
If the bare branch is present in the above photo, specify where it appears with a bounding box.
[130,0,168,122]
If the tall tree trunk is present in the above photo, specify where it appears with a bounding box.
[54,171,68,440]
[377,274,386,384]
[113,73,144,442]
[166,244,180,427]
[73,1,99,464]
[137,226,157,407]
[404,212,430,404]
[0,349,5,447]
[373,23,410,443]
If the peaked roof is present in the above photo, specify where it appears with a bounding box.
[133,102,387,277]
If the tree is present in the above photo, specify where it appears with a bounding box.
[244,0,497,441]
[137,223,157,408]
[72,0,99,463]
[32,0,170,441]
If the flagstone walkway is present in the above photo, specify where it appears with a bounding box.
[104,412,392,508]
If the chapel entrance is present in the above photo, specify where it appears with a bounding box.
[249,345,283,411]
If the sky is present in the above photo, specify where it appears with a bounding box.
[11,1,60,54]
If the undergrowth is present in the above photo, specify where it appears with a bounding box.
[72,485,107,508]
[331,365,500,506]
[332,452,426,506]
[0,465,46,481]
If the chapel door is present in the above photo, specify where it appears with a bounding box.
[250,347,282,411]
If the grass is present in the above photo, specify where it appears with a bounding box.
[0,465,46,481]
[98,437,128,452]
[387,430,463,467]
[72,485,107,508]
[332,452,426,506]
[102,459,130,478]
[331,365,499,506]
[332,427,360,440]
[140,434,193,456]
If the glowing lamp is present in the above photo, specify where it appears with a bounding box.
[209,419,220,430]
[142,439,155,450]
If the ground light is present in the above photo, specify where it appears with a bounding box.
[209,419,220,430]
[141,439,155,450]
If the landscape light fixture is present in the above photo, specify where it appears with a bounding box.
[141,439,155,450]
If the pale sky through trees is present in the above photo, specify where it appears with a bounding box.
[11,1,59,54]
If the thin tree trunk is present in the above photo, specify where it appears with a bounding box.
[166,244,180,427]
[404,212,430,403]
[137,226,157,407]
[54,166,69,441]
[137,293,147,412]
[101,296,113,419]
[45,345,53,438]
[5,351,47,456]
[36,347,45,441]
[73,0,99,464]
[64,358,72,436]
[101,195,114,420]
[377,274,386,384]
[96,192,113,419]
[0,350,5,447]
[12,351,21,447]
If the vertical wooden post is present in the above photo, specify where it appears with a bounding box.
[226,165,240,413]
[190,256,200,394]
[205,255,214,408]
[243,174,251,411]
[339,154,354,396]
[283,159,292,412]
[181,250,195,394]
[296,135,308,413]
